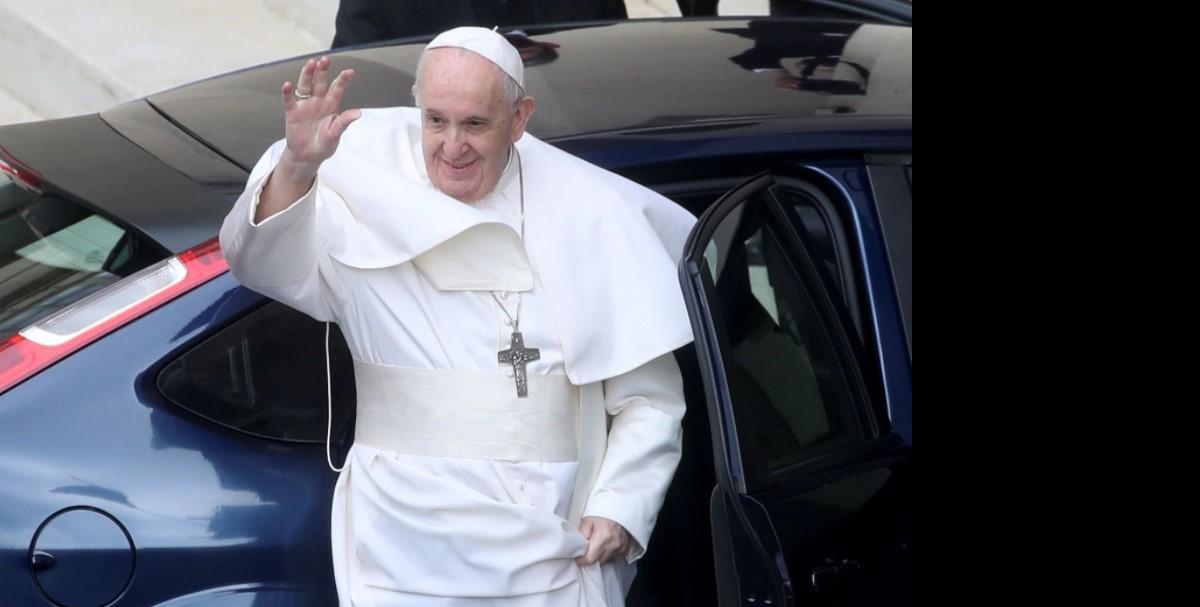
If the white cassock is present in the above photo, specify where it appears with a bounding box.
[219,107,696,606]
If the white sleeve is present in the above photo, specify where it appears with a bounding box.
[218,140,337,322]
[583,352,686,562]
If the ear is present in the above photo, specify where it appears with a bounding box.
[510,96,536,142]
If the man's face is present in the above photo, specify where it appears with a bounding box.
[416,49,534,203]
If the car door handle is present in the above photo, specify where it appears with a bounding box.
[811,557,861,595]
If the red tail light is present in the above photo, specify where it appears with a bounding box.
[0,238,228,393]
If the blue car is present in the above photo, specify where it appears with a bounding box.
[1,10,911,607]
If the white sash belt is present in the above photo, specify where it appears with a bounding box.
[353,360,579,462]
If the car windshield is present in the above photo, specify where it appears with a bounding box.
[1,171,164,343]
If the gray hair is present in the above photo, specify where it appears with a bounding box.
[412,47,524,109]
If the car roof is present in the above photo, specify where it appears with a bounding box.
[147,18,912,170]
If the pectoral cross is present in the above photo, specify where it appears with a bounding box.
[498,330,540,397]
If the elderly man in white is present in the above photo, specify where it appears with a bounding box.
[220,27,695,606]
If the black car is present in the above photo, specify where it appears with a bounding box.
[1,11,911,607]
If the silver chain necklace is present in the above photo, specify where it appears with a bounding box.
[494,147,539,397]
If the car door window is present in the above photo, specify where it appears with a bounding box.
[706,183,878,493]
[158,302,355,445]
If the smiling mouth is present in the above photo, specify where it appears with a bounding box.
[443,158,478,171]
